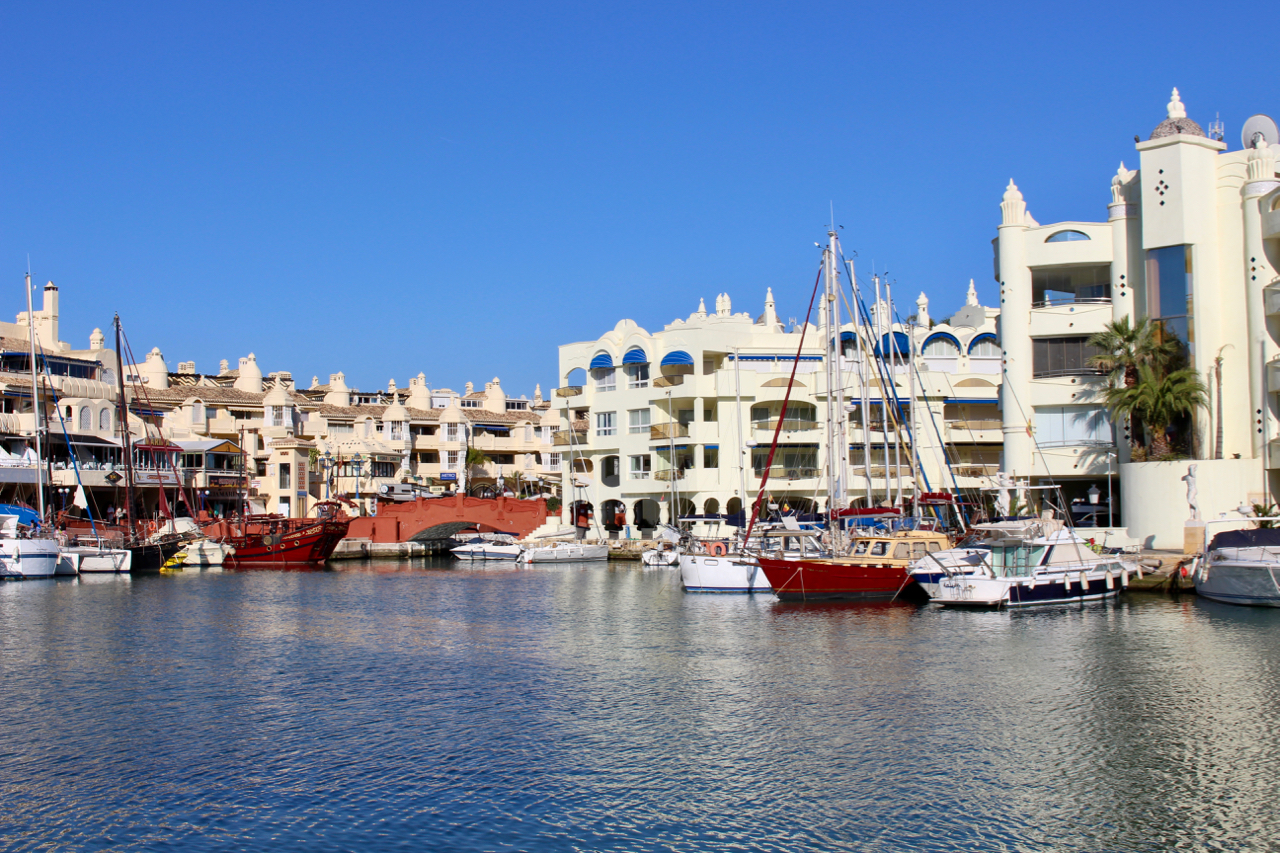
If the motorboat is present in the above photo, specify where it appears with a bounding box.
[931,528,1136,607]
[757,527,950,602]
[1193,527,1280,607]
[517,542,608,563]
[451,536,524,561]
[182,539,234,567]
[908,519,1054,599]
[0,515,60,580]
[641,543,679,568]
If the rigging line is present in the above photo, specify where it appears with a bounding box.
[743,261,824,546]
[840,257,932,495]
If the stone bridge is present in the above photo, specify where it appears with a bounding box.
[346,494,551,544]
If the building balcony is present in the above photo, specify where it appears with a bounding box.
[1265,283,1280,316]
[654,468,684,482]
[951,463,1001,479]
[553,427,588,446]
[1268,358,1280,394]
[753,466,820,483]
[752,421,819,444]
[650,422,689,440]
[946,420,1004,442]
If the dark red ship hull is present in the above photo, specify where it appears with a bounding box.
[756,556,924,602]
[206,516,350,567]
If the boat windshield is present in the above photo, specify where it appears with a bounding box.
[991,545,1047,577]
[870,541,888,557]
[852,541,870,556]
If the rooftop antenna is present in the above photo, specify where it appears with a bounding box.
[1208,112,1225,143]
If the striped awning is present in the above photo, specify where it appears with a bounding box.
[589,352,614,370]
[622,347,648,364]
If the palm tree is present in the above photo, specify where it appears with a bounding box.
[1087,316,1181,388]
[1102,364,1207,459]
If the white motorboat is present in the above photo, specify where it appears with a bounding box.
[181,539,234,567]
[59,541,132,574]
[451,536,524,561]
[908,519,1053,599]
[517,542,608,563]
[1194,527,1280,607]
[932,528,1136,607]
[0,516,60,580]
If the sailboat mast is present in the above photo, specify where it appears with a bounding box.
[113,315,138,540]
[909,315,921,519]
[25,274,46,524]
[824,232,847,536]
[851,266,871,506]
[733,347,747,528]
[887,279,902,508]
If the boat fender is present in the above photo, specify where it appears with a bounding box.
[1105,570,1114,590]
[1063,575,1072,592]
[706,541,729,557]
[1120,569,1129,588]
[1079,571,1088,592]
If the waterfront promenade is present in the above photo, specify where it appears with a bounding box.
[2,561,1278,851]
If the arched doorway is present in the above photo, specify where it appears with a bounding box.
[671,498,696,524]
[601,455,620,488]
[725,497,742,519]
[703,497,720,517]
[602,499,627,531]
[633,498,661,534]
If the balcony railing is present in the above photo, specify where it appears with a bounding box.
[650,422,689,440]
[654,469,685,482]
[948,419,1003,431]
[953,464,1000,477]
[553,427,588,446]
[1031,296,1112,309]
[754,466,820,480]
[752,419,819,432]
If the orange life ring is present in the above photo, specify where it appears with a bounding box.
[705,541,729,557]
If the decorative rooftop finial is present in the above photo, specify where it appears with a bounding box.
[966,279,979,307]
[1000,180,1026,226]
[915,292,930,327]
[765,287,775,306]
[696,297,707,318]
[1167,87,1186,120]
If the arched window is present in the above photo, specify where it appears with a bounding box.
[704,498,720,516]
[78,406,90,430]
[1045,230,1090,243]
[968,334,1001,357]
[922,333,961,373]
[100,408,111,431]
[65,405,73,420]
[191,400,204,425]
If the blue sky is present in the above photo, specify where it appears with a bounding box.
[1,1,1274,395]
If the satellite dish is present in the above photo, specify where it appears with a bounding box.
[1240,114,1279,150]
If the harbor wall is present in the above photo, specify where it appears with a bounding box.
[1120,458,1264,549]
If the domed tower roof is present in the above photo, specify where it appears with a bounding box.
[1150,88,1205,140]
[383,400,409,421]
[263,378,291,406]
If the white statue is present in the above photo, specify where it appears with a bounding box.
[1182,464,1200,521]
[995,471,1012,518]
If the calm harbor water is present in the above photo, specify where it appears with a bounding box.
[2,560,1279,852]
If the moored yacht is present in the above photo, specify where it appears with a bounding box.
[0,515,60,579]
[1193,527,1280,607]
[931,527,1136,607]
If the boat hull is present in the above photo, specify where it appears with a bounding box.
[680,553,771,593]
[61,547,132,574]
[0,538,61,579]
[517,543,608,563]
[452,544,523,561]
[934,571,1123,607]
[1195,560,1280,607]
[215,519,350,567]
[756,556,917,601]
[129,540,187,572]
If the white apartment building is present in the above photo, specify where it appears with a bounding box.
[556,288,1002,536]
[996,88,1280,546]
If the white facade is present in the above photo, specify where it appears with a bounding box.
[556,288,1002,535]
[996,89,1280,545]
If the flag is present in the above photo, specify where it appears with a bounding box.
[73,486,88,509]
[157,485,172,519]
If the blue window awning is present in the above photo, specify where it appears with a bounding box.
[945,398,998,405]
[922,331,961,351]
[703,444,719,450]
[968,333,998,354]
[735,354,823,362]
[660,350,694,367]
[622,346,648,365]
[589,352,614,370]
[874,331,910,357]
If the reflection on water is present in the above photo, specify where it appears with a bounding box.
[2,561,1279,851]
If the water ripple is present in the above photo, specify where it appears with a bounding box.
[1,561,1278,851]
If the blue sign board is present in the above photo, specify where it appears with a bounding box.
[440,473,457,481]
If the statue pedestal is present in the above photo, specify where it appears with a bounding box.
[1183,519,1206,555]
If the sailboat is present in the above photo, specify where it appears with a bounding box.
[752,230,953,602]
[110,315,187,571]
[0,274,62,579]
